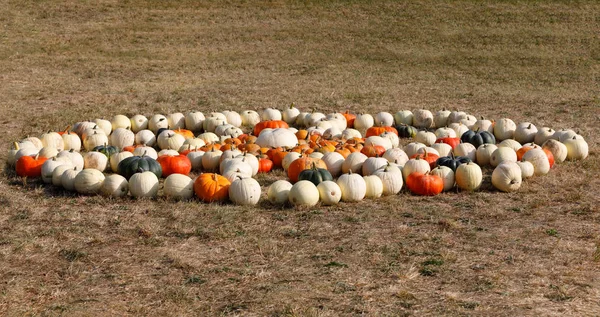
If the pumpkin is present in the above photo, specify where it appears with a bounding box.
[317,180,342,205]
[253,120,289,137]
[406,172,443,196]
[16,154,47,178]
[460,129,496,149]
[404,142,426,158]
[430,166,455,191]
[157,154,192,177]
[201,148,223,172]
[435,137,461,150]
[111,114,131,131]
[373,165,403,195]
[498,139,522,152]
[447,111,467,124]
[110,151,134,173]
[363,175,384,199]
[38,147,58,159]
[167,112,186,130]
[360,144,386,158]
[337,170,367,202]
[74,169,105,195]
[362,156,389,176]
[84,131,109,151]
[354,113,375,133]
[435,153,471,172]
[431,142,453,158]
[514,122,538,144]
[229,177,261,205]
[434,127,457,139]
[60,167,81,191]
[41,157,72,183]
[564,136,588,160]
[93,144,119,158]
[57,149,85,170]
[51,164,75,187]
[61,130,82,152]
[542,139,567,163]
[448,122,469,138]
[493,118,516,141]
[157,130,186,150]
[194,173,231,203]
[383,148,409,167]
[282,103,301,124]
[267,180,293,204]
[490,147,518,167]
[322,151,345,178]
[491,162,522,193]
[129,171,159,198]
[288,180,320,206]
[148,114,169,133]
[472,116,494,133]
[258,157,273,173]
[101,174,129,198]
[453,142,476,162]
[365,126,398,138]
[117,153,162,180]
[41,131,65,151]
[134,129,157,147]
[298,163,333,186]
[341,152,368,174]
[455,162,483,191]
[459,115,477,128]
[534,127,555,146]
[412,109,434,128]
[433,108,451,128]
[342,110,356,128]
[522,148,550,175]
[130,114,149,133]
[84,151,109,171]
[185,111,205,132]
[288,156,327,183]
[402,157,431,182]
[394,110,413,126]
[415,131,437,146]
[396,124,417,138]
[516,160,535,179]
[411,150,439,170]
[110,127,135,149]
[475,143,498,166]
[255,128,297,148]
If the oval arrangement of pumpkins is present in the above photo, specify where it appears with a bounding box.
[7,106,590,207]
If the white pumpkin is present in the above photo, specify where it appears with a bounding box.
[201,149,223,172]
[148,114,169,133]
[492,162,522,193]
[415,131,437,146]
[455,162,482,191]
[554,129,581,143]
[522,148,550,175]
[41,132,65,151]
[110,127,135,149]
[61,167,81,191]
[282,103,301,124]
[412,109,433,128]
[472,117,494,133]
[337,170,367,202]
[494,118,516,141]
[498,139,522,152]
[229,177,261,205]
[365,135,392,150]
[83,151,109,171]
[288,180,320,206]
[129,171,159,198]
[101,174,129,198]
[52,164,75,187]
[185,111,205,132]
[157,130,186,150]
[374,112,394,127]
[354,113,374,133]
[196,132,219,145]
[38,147,58,159]
[341,128,362,140]
[534,127,555,145]
[430,166,455,191]
[261,107,282,121]
[434,127,457,138]
[373,165,403,195]
[563,136,588,160]
[460,115,477,129]
[167,112,186,129]
[111,114,131,131]
[74,168,105,195]
[383,148,409,167]
[514,122,538,144]
[379,131,400,148]
[542,139,567,163]
[325,112,348,131]
[362,157,388,176]
[133,146,158,160]
[305,112,326,127]
[404,142,426,158]
[402,157,430,181]
[490,147,517,167]
[453,143,476,162]
[240,110,261,127]
[61,131,81,152]
[363,175,384,199]
[475,144,498,166]
[268,180,293,204]
[516,160,535,179]
[282,152,303,171]
[110,151,134,173]
[341,152,368,174]
[186,150,205,170]
[83,131,109,151]
[448,122,469,138]
[433,109,451,128]
[322,152,345,178]
[41,157,72,184]
[72,122,96,139]
[447,111,467,124]
[431,143,453,158]
[394,110,413,126]
[9,141,37,165]
[130,114,149,133]
[57,149,84,170]
[308,151,324,160]
[316,180,342,205]
[134,129,156,146]
[94,118,113,135]
[255,128,297,148]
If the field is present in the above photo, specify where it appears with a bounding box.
[1,0,599,316]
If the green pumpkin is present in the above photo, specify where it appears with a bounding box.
[396,124,417,138]
[298,163,333,186]
[93,144,119,158]
[460,129,496,149]
[117,154,162,180]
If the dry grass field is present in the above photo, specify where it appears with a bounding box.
[1,0,599,316]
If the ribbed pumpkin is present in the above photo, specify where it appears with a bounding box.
[194,173,231,203]
[163,174,195,200]
[455,162,483,191]
[435,153,471,172]
[336,170,367,202]
[460,129,496,149]
[101,174,129,198]
[287,157,326,183]
[491,162,522,193]
[298,163,333,186]
[117,153,162,180]
[229,177,261,205]
[157,154,192,177]
[406,172,443,196]
[129,171,159,198]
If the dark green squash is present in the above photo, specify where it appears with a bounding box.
[396,124,417,138]
[93,144,119,157]
[435,153,471,172]
[298,163,333,186]
[460,129,496,149]
[117,153,162,180]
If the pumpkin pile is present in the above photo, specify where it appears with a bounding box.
[7,106,589,206]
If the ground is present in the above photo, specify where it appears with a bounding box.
[0,1,599,316]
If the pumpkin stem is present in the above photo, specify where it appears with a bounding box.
[13,142,19,151]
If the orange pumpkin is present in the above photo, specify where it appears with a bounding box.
[16,155,47,178]
[342,110,356,128]
[365,126,398,138]
[253,120,289,137]
[411,151,440,170]
[406,172,443,196]
[360,144,386,157]
[157,154,192,177]
[287,157,327,183]
[194,173,231,203]
[173,128,194,139]
[258,157,274,173]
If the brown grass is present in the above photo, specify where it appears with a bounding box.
[1,0,599,316]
